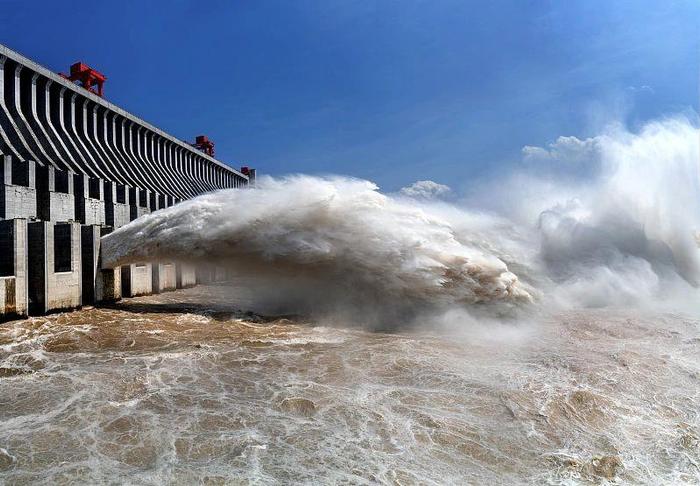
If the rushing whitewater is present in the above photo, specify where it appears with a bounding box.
[3,116,700,484]
[102,176,533,323]
[103,116,700,319]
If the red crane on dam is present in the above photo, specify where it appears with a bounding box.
[59,61,106,97]
[192,135,215,157]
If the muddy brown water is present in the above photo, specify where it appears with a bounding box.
[0,284,698,484]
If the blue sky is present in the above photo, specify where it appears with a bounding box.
[1,0,698,191]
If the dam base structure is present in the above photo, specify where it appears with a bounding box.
[0,43,251,319]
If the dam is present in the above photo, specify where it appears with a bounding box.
[0,43,251,319]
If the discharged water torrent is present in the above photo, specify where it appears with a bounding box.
[103,116,700,320]
[1,117,699,484]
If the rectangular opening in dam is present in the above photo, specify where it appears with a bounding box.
[11,159,29,187]
[54,223,72,273]
[88,178,101,199]
[139,190,147,207]
[0,223,14,277]
[116,184,126,204]
[54,170,69,194]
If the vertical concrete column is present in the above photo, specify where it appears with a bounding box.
[96,262,122,302]
[152,262,177,294]
[121,263,152,297]
[1,156,10,183]
[0,218,28,319]
[0,156,37,219]
[36,165,75,222]
[128,187,150,221]
[196,264,214,284]
[27,221,82,314]
[81,225,121,304]
[104,181,116,228]
[74,174,105,225]
[214,266,227,282]
[105,181,131,229]
[149,191,158,212]
[176,262,197,289]
[198,263,227,283]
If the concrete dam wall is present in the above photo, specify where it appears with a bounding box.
[0,43,247,320]
[0,44,248,197]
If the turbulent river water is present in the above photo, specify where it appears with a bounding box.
[2,116,700,484]
[0,284,698,484]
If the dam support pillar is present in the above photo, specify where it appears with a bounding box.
[195,265,228,284]
[196,265,213,284]
[36,165,75,223]
[0,156,37,220]
[104,181,130,229]
[176,263,197,289]
[152,262,177,293]
[0,219,28,319]
[74,174,105,225]
[149,191,160,212]
[129,187,150,221]
[214,266,227,282]
[27,221,82,314]
[121,263,152,297]
[81,225,121,304]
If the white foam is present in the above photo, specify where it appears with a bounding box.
[103,175,531,322]
[101,116,700,319]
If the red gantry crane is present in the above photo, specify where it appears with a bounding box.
[192,135,215,157]
[59,62,107,97]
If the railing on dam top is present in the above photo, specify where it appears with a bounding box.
[0,43,248,200]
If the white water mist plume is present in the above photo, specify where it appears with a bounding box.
[102,176,531,323]
[518,116,700,308]
[103,115,700,321]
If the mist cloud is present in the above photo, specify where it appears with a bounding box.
[102,115,700,322]
[399,180,451,199]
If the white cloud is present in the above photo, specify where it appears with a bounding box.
[522,135,602,178]
[399,180,451,199]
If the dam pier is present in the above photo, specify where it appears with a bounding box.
[0,43,250,320]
